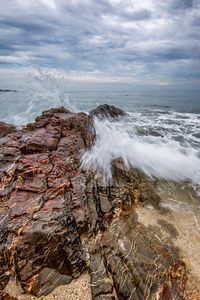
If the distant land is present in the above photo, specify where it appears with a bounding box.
[0,89,18,92]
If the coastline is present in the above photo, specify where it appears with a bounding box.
[0,105,199,299]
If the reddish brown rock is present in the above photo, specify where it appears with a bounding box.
[0,107,195,299]
[0,122,16,138]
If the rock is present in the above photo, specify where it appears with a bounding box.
[29,267,71,296]
[0,89,17,93]
[0,108,93,296]
[0,122,16,138]
[0,107,197,299]
[0,291,17,300]
[89,104,126,119]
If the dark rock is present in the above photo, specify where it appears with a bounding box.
[90,251,113,298]
[29,268,71,296]
[0,89,17,93]
[89,104,126,119]
[94,296,115,300]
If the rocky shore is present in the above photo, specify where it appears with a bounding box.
[0,106,199,300]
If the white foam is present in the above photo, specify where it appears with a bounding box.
[2,66,77,125]
[81,118,200,184]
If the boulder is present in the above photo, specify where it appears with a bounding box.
[89,104,126,119]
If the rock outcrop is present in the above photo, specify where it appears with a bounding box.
[0,107,198,299]
[89,104,126,119]
[0,122,16,138]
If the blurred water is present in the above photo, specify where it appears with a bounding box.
[82,118,200,187]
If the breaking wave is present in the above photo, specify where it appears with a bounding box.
[1,66,76,125]
[81,118,200,185]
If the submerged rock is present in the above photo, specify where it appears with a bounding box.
[0,107,199,299]
[89,104,126,119]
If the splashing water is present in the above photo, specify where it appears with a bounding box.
[81,118,200,186]
[3,66,77,125]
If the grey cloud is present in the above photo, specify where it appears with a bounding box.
[118,9,152,21]
[169,0,194,10]
[0,0,199,84]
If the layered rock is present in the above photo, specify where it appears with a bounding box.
[0,106,198,299]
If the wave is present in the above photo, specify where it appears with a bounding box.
[81,118,200,186]
[127,111,200,149]
[1,66,77,125]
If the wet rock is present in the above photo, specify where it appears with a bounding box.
[28,267,71,296]
[89,104,126,119]
[90,251,113,298]
[0,122,16,138]
[0,108,92,295]
[0,106,196,299]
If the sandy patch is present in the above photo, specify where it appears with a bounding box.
[4,273,92,300]
[136,180,200,294]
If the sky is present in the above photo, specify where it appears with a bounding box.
[0,0,200,90]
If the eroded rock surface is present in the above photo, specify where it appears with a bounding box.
[0,107,199,299]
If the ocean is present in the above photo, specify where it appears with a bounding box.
[0,86,200,189]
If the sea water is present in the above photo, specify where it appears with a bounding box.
[0,70,199,188]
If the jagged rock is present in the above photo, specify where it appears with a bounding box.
[0,107,198,299]
[0,122,16,138]
[0,108,93,296]
[89,104,126,119]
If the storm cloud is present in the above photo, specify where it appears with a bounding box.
[0,0,199,86]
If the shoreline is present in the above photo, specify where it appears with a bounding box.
[0,105,199,299]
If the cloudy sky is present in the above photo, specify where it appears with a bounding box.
[0,0,200,90]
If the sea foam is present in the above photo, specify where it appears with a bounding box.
[81,118,200,185]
